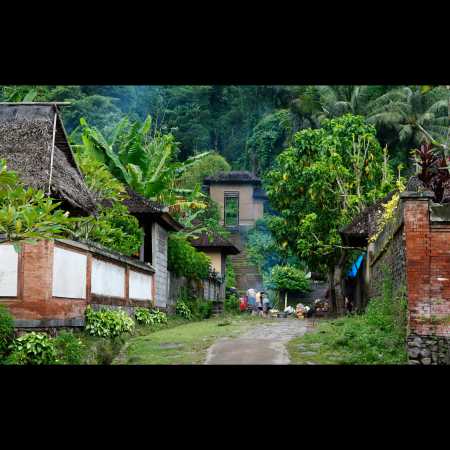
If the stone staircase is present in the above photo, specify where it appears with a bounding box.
[228,232,264,295]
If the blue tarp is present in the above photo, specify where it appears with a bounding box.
[347,255,364,278]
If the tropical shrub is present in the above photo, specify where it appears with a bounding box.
[7,332,57,365]
[176,299,193,320]
[168,233,211,280]
[225,257,236,289]
[0,160,72,244]
[149,309,168,325]
[70,203,144,257]
[53,331,85,365]
[224,294,240,314]
[0,305,14,360]
[195,300,213,320]
[135,308,168,326]
[85,306,135,338]
[267,265,311,293]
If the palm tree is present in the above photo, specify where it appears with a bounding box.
[315,85,373,119]
[366,86,448,149]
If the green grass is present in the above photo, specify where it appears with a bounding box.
[288,278,409,365]
[77,316,191,364]
[116,314,264,365]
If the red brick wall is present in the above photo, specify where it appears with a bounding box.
[2,240,86,323]
[0,240,155,327]
[404,196,450,337]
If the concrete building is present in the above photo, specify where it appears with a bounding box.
[203,171,268,294]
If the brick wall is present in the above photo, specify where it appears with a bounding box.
[402,192,450,364]
[366,192,450,364]
[0,239,155,328]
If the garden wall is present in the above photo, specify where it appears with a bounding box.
[0,238,155,328]
[167,271,224,314]
[367,192,450,364]
[367,200,406,300]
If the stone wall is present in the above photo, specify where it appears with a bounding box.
[152,222,168,308]
[368,201,406,300]
[167,271,224,315]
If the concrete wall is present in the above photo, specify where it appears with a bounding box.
[52,246,87,299]
[152,222,168,307]
[208,184,264,227]
[203,250,223,274]
[91,258,126,298]
[0,239,155,328]
[129,270,152,301]
[0,244,19,297]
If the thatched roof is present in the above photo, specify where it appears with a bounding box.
[340,191,395,247]
[204,171,261,185]
[122,186,165,214]
[190,231,240,255]
[121,187,183,232]
[0,103,96,215]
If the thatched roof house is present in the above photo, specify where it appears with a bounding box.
[122,186,183,232]
[0,102,96,215]
[340,191,395,247]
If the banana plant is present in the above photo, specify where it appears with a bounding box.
[72,116,211,220]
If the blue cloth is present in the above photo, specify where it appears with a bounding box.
[347,255,364,278]
[248,296,256,306]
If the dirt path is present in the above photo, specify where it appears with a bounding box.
[204,318,314,365]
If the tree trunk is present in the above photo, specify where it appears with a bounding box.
[334,250,348,315]
[328,268,337,314]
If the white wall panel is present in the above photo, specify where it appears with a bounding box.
[0,244,18,297]
[129,270,152,301]
[91,258,125,298]
[52,246,87,299]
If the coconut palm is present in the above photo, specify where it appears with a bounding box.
[315,85,373,119]
[366,86,448,149]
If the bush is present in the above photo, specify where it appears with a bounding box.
[54,331,85,365]
[224,294,240,314]
[296,274,408,365]
[267,265,311,293]
[168,234,211,280]
[85,306,135,338]
[134,308,168,326]
[0,305,14,360]
[196,301,213,320]
[176,299,193,320]
[149,309,168,325]
[6,332,57,365]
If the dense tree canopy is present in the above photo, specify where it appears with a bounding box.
[265,114,399,313]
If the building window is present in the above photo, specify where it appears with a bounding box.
[224,192,239,227]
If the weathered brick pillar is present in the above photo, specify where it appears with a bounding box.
[21,240,54,305]
[402,191,450,364]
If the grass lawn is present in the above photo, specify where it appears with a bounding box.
[77,316,191,364]
[288,320,354,365]
[115,314,265,365]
